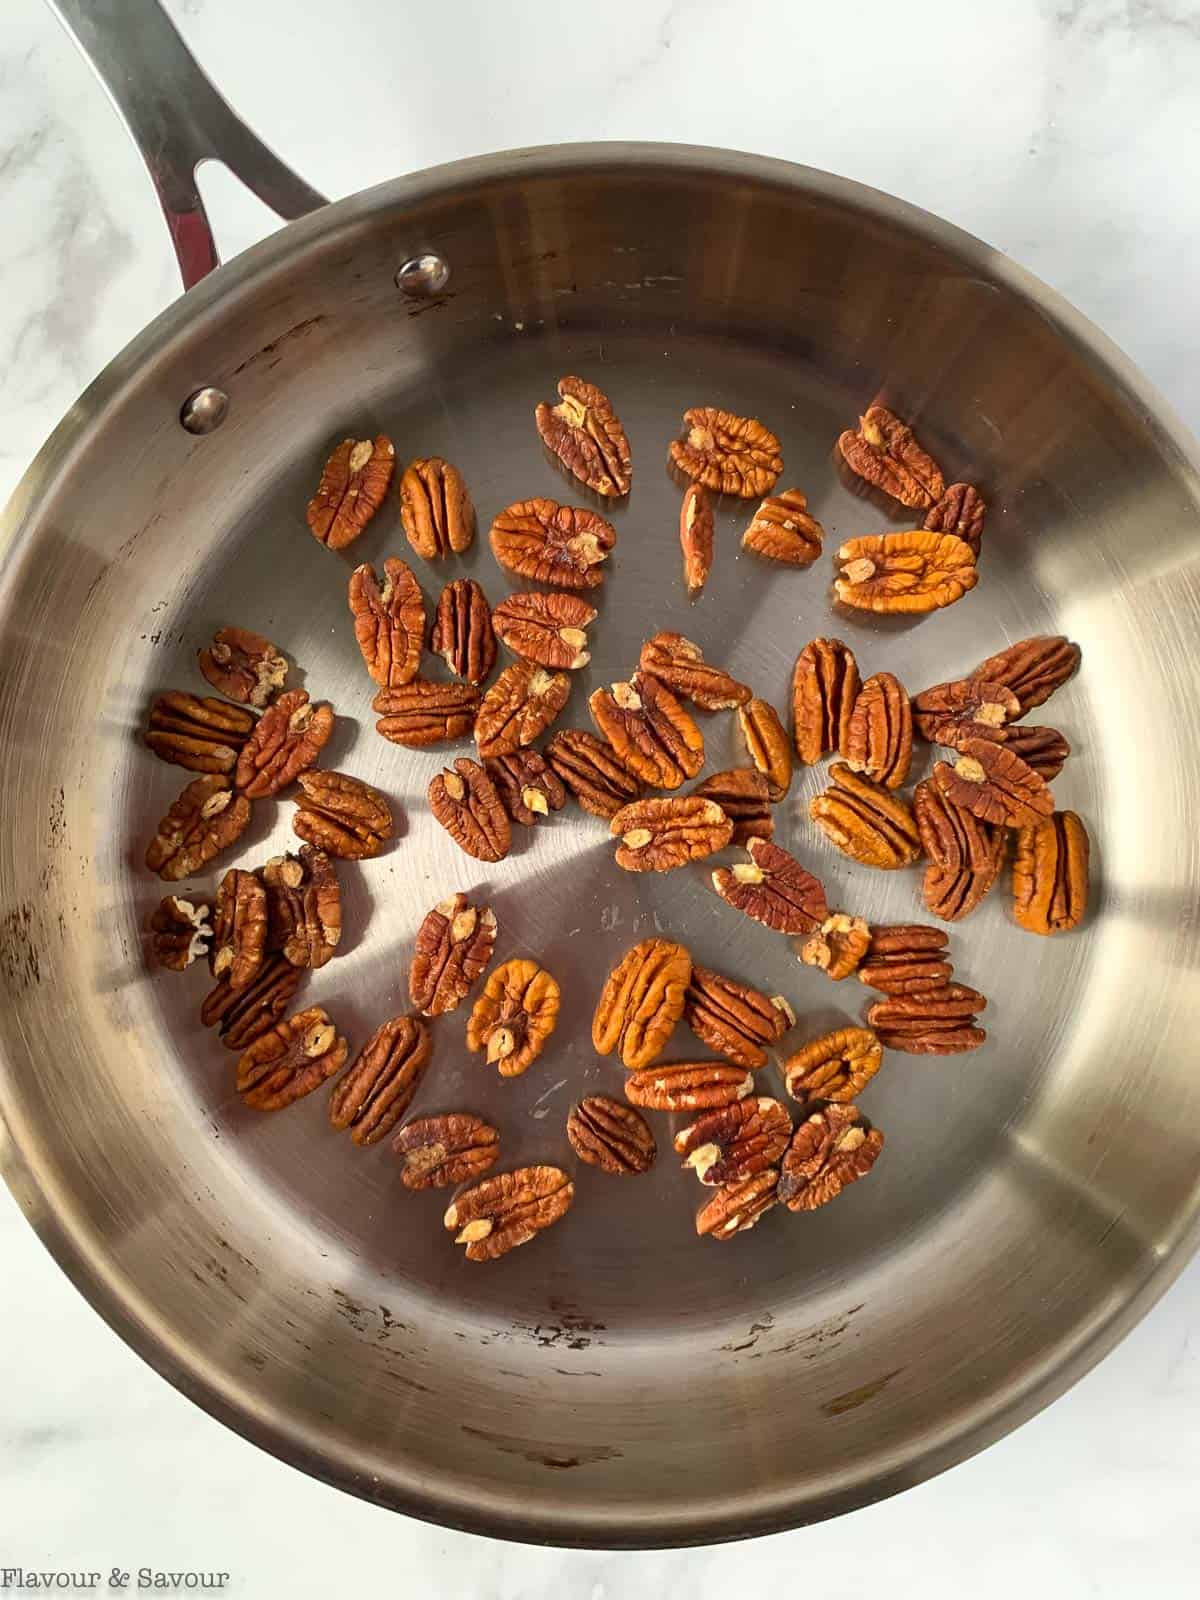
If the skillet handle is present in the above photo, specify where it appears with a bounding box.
[49,0,328,291]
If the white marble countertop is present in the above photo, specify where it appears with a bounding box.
[1,0,1198,1592]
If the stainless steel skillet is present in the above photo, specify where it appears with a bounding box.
[1,0,1198,1548]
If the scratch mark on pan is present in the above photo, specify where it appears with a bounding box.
[461,1424,621,1468]
[821,1368,903,1416]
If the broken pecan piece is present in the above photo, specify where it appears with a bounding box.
[145,692,255,775]
[924,482,986,555]
[1012,810,1089,936]
[836,406,944,510]
[393,1113,500,1190]
[799,913,871,981]
[409,893,497,1016]
[263,847,341,969]
[639,631,750,711]
[858,925,952,996]
[695,1170,779,1239]
[589,673,704,790]
[328,1013,432,1146]
[535,375,632,497]
[210,868,267,990]
[971,635,1081,714]
[737,698,792,801]
[932,738,1053,829]
[307,435,394,550]
[611,795,732,872]
[492,591,594,670]
[466,958,561,1077]
[543,728,643,818]
[685,966,794,1069]
[792,637,860,764]
[592,938,692,1070]
[674,1096,791,1186]
[689,768,773,845]
[836,531,977,613]
[235,689,334,798]
[679,482,714,597]
[912,676,1019,744]
[429,758,511,862]
[778,1104,883,1211]
[866,984,987,1054]
[430,578,496,685]
[741,488,823,566]
[712,837,828,935]
[145,775,251,881]
[474,660,571,758]
[625,1060,755,1113]
[148,895,211,972]
[842,672,913,789]
[914,778,1006,921]
[669,407,783,498]
[237,1005,349,1111]
[373,679,480,747]
[489,498,615,589]
[348,558,425,688]
[292,769,393,860]
[201,952,302,1049]
[484,748,567,826]
[783,1027,882,1104]
[399,456,474,558]
[567,1096,655,1175]
[197,627,288,708]
[443,1166,573,1261]
[809,765,921,870]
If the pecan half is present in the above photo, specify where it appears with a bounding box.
[792,637,860,764]
[689,768,772,844]
[778,1104,883,1211]
[858,924,952,995]
[567,1096,655,1175]
[373,679,481,747]
[492,591,594,670]
[836,406,944,510]
[145,775,251,881]
[685,965,794,1068]
[712,837,828,935]
[292,769,393,860]
[409,894,497,1016]
[589,673,704,790]
[466,958,561,1077]
[674,1096,791,1186]
[668,407,783,498]
[866,984,987,1054]
[328,1014,433,1146]
[543,729,643,818]
[148,895,211,972]
[145,692,255,775]
[201,953,302,1049]
[783,1027,882,1103]
[970,635,1081,714]
[348,558,425,689]
[914,779,1006,921]
[799,913,871,981]
[1012,810,1089,936]
[625,1060,755,1113]
[592,938,692,1070]
[809,765,921,870]
[999,725,1072,781]
[237,1006,348,1111]
[197,627,288,708]
[842,672,913,789]
[399,456,474,558]
[611,795,732,872]
[443,1166,573,1261]
[737,700,792,803]
[680,482,714,597]
[307,435,394,549]
[741,488,824,565]
[535,375,632,497]
[695,1170,779,1239]
[430,578,496,685]
[836,531,977,614]
[393,1113,500,1190]
[484,748,567,825]
[924,482,986,554]
[210,868,267,990]
[639,631,750,711]
[428,758,511,862]
[263,846,341,969]
[911,677,1019,744]
[235,689,334,798]
[489,499,615,589]
[932,738,1053,829]
[475,660,571,758]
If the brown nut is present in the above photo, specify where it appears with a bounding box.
[866,984,988,1054]
[835,531,977,614]
[592,938,692,1069]
[792,637,860,764]
[669,406,783,498]
[695,1170,780,1239]
[328,1014,432,1146]
[611,795,732,873]
[836,405,944,510]
[492,591,595,670]
[712,837,829,935]
[399,456,475,559]
[924,482,986,554]
[263,846,341,970]
[858,924,952,996]
[474,660,571,758]
[741,488,823,565]
[1012,810,1090,936]
[489,498,615,589]
[431,578,497,685]
[841,672,913,790]
[689,768,773,845]
[685,966,795,1069]
[145,775,251,882]
[210,868,267,990]
[428,758,511,862]
[201,953,302,1049]
[237,1005,349,1111]
[484,748,568,826]
[680,481,714,597]
[409,893,497,1017]
[566,1096,656,1175]
[392,1114,500,1190]
[809,764,921,870]
[292,769,393,860]
[783,1027,882,1104]
[543,728,643,819]
[443,1166,573,1261]
[234,689,334,798]
[914,778,1006,922]
[931,738,1053,829]
[738,697,792,801]
[373,679,481,747]
[589,673,704,791]
[997,724,1072,781]
[147,895,211,972]
[778,1103,883,1211]
[912,676,1019,744]
[625,1060,755,1113]
[674,1096,791,1186]
[970,635,1081,714]
[145,692,255,775]
[466,958,561,1077]
[535,375,632,497]
[197,628,288,709]
[639,631,750,711]
[799,913,871,981]
[348,558,425,689]
[307,435,394,550]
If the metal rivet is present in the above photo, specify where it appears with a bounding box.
[395,254,451,297]
[180,387,229,434]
